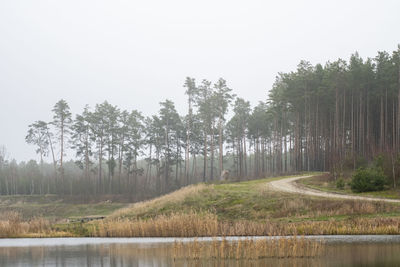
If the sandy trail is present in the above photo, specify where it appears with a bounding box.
[268,175,400,203]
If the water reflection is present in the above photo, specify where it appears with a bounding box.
[0,237,400,266]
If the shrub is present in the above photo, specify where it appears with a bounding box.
[350,167,388,193]
[336,178,345,189]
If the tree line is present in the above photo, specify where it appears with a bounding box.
[18,78,236,196]
[0,45,399,196]
[264,46,400,186]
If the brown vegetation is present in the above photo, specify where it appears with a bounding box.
[0,212,71,238]
[110,184,208,219]
[91,211,400,237]
[93,211,218,237]
[173,237,324,260]
[273,198,397,218]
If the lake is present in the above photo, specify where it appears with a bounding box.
[1,236,400,266]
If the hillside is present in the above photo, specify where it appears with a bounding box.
[90,173,400,237]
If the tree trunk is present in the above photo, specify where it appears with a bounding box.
[210,121,215,180]
[218,117,223,177]
[164,120,170,192]
[380,95,384,151]
[47,131,57,180]
[99,136,104,194]
[185,97,192,185]
[397,64,400,150]
[203,130,208,182]
[243,131,247,178]
[351,91,355,168]
[60,117,64,188]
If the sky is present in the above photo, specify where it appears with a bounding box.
[0,0,399,162]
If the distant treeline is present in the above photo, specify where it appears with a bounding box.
[0,45,399,196]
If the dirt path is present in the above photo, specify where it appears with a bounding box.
[268,175,400,203]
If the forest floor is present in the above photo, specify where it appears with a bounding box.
[2,173,400,237]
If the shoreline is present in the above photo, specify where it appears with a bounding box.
[1,235,400,247]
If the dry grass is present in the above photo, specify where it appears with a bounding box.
[222,217,400,236]
[0,211,72,238]
[173,237,324,260]
[110,184,209,219]
[273,198,398,218]
[292,217,400,235]
[92,211,218,237]
[92,211,400,237]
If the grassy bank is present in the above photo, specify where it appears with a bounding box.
[89,173,400,237]
[2,173,400,237]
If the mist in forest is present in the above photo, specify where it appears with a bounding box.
[1,0,400,163]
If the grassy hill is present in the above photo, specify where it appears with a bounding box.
[90,173,400,237]
[108,173,399,221]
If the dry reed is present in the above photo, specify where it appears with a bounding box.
[93,211,218,237]
[0,211,69,238]
[273,198,399,218]
[173,237,324,260]
[92,211,400,237]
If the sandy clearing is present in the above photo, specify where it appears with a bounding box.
[268,175,400,203]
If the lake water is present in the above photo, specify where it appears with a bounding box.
[1,236,400,266]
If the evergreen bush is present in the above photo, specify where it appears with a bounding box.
[350,167,387,193]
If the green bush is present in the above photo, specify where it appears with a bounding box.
[336,178,345,189]
[350,167,388,193]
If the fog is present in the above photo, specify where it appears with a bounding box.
[0,0,399,161]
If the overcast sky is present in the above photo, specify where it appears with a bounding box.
[1,0,399,162]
